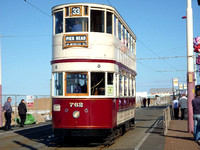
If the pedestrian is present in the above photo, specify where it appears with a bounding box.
[178,93,188,120]
[3,97,13,131]
[192,90,200,142]
[172,96,179,119]
[143,98,146,107]
[18,99,27,127]
[147,98,150,107]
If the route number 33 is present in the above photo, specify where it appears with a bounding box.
[72,7,81,15]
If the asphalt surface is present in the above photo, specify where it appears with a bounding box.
[0,105,167,150]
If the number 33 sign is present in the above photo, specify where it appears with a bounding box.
[71,6,82,16]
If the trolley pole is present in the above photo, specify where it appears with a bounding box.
[186,0,195,133]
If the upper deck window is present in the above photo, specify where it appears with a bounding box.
[55,11,63,34]
[91,10,104,33]
[106,12,112,34]
[65,18,88,32]
[118,21,121,40]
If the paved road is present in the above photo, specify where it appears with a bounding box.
[0,105,167,150]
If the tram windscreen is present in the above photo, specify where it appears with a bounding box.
[66,73,88,94]
[65,18,88,32]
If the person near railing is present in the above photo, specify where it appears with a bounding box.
[3,97,13,131]
[178,93,188,120]
[172,96,179,120]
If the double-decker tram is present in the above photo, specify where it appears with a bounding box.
[51,3,137,139]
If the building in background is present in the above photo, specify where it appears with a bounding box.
[149,88,173,97]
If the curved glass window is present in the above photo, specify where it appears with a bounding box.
[91,10,104,33]
[65,18,88,32]
[54,73,63,96]
[55,11,63,34]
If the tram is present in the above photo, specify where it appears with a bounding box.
[51,3,137,138]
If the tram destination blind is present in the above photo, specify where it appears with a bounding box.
[63,34,88,48]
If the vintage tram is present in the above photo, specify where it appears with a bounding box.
[51,3,137,138]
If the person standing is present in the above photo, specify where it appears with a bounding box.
[178,93,188,120]
[18,99,27,127]
[172,96,179,119]
[3,97,12,131]
[143,98,146,107]
[192,90,200,142]
[147,98,150,107]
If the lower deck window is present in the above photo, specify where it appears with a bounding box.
[91,72,105,95]
[54,73,63,96]
[66,73,88,95]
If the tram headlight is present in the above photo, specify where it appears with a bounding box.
[53,104,61,111]
[73,111,80,119]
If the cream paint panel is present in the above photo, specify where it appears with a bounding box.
[52,62,116,72]
[117,108,135,125]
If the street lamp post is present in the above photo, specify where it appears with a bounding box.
[0,37,2,127]
[187,0,195,133]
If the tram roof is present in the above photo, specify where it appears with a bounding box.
[52,3,136,40]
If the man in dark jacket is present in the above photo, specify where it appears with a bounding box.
[3,97,12,131]
[18,99,27,127]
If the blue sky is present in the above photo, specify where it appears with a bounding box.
[0,0,200,95]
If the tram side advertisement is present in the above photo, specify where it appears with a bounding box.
[63,34,88,48]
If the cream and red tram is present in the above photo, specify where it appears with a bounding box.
[51,3,137,138]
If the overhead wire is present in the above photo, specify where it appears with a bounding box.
[24,0,51,18]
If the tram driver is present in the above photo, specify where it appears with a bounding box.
[72,19,82,32]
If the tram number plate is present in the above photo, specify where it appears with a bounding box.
[70,102,83,108]
[72,7,81,15]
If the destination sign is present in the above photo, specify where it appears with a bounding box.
[63,34,88,48]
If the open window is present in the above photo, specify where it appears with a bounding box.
[91,72,105,95]
[55,11,63,34]
[54,73,63,96]
[119,75,123,96]
[65,73,88,96]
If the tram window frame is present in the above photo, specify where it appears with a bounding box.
[91,72,105,96]
[65,17,88,32]
[114,15,117,37]
[119,75,123,96]
[124,75,128,96]
[84,6,89,16]
[65,73,88,96]
[106,11,112,34]
[126,31,129,48]
[123,27,125,45]
[129,35,132,51]
[54,73,63,96]
[55,11,63,34]
[90,10,105,33]
[118,21,122,40]
[132,78,135,96]
[129,77,132,96]
[107,73,114,96]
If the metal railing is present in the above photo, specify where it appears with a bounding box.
[163,105,172,135]
[0,94,51,127]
